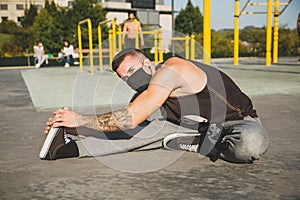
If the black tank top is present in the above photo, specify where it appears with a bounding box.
[162,60,257,128]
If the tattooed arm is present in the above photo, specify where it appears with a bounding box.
[79,108,135,132]
[48,66,178,134]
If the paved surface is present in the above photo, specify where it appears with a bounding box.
[0,60,299,199]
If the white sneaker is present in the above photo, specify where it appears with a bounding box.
[64,63,70,68]
[35,64,40,68]
[163,133,201,153]
[46,59,49,64]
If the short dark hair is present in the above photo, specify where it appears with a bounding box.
[112,48,143,72]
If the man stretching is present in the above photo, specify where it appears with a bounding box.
[40,48,268,163]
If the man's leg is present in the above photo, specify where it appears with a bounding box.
[220,116,269,163]
[125,38,136,48]
[40,108,195,160]
[75,118,195,158]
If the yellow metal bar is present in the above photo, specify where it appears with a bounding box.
[97,23,103,72]
[185,36,190,59]
[241,11,268,15]
[98,19,117,71]
[159,28,163,62]
[266,0,272,66]
[249,2,289,6]
[234,0,239,65]
[154,30,158,64]
[279,0,292,16]
[169,37,187,41]
[190,35,195,60]
[77,24,83,72]
[134,19,139,49]
[87,19,94,74]
[112,19,116,56]
[240,0,291,16]
[108,30,113,66]
[203,0,211,65]
[118,26,122,51]
[78,18,93,74]
[142,31,155,34]
[273,0,279,63]
[239,0,250,16]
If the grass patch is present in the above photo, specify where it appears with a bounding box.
[0,33,11,46]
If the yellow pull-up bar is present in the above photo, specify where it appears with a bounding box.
[98,19,116,71]
[203,0,211,65]
[234,0,292,66]
[266,0,272,66]
[78,18,94,74]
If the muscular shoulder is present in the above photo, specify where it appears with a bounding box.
[154,57,207,95]
[150,62,183,92]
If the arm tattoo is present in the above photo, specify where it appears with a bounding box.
[80,108,134,132]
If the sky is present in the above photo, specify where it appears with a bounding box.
[164,0,300,30]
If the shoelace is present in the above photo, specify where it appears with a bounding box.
[63,128,71,144]
[179,143,199,153]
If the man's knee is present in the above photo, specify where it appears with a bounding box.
[221,123,269,163]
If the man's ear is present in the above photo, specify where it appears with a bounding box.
[143,58,151,66]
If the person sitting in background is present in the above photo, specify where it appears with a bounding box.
[60,40,74,68]
[33,41,48,68]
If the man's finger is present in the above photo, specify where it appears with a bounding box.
[53,122,63,128]
[53,107,66,115]
[44,126,50,134]
[54,117,63,122]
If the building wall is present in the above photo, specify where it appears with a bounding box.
[159,14,172,51]
[0,0,44,23]
[106,11,129,25]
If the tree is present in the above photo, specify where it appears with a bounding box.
[278,28,298,56]
[240,27,266,57]
[68,0,107,49]
[211,31,233,58]
[21,4,38,29]
[32,8,55,52]
[45,0,57,16]
[175,0,203,35]
[0,20,19,34]
[1,27,33,56]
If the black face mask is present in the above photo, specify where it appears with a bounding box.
[126,67,152,93]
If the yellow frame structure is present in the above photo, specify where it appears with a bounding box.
[234,0,292,66]
[203,0,211,65]
[98,19,116,71]
[78,18,93,74]
[266,0,273,66]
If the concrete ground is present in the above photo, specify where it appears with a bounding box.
[0,59,299,199]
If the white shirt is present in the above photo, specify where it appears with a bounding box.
[63,45,74,56]
[33,45,44,56]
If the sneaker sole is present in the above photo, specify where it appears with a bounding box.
[163,133,201,150]
[39,126,60,159]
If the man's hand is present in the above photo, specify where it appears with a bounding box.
[44,108,83,134]
[52,108,83,128]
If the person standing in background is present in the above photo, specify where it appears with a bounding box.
[122,13,144,48]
